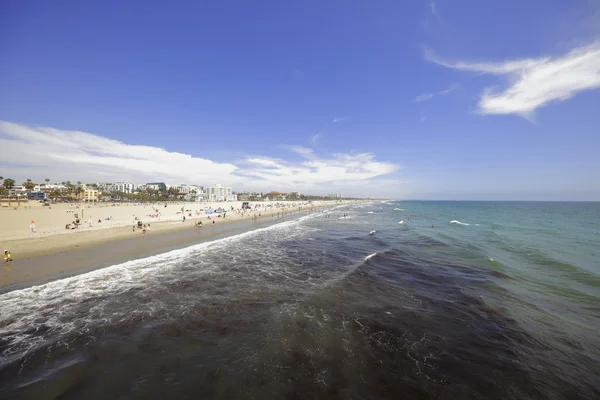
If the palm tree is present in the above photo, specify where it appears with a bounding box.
[3,178,15,190]
[75,186,84,200]
[50,189,61,200]
[23,181,35,191]
[3,178,16,205]
[45,178,50,185]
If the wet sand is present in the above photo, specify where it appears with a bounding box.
[0,208,331,294]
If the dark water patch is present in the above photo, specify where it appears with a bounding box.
[1,202,599,399]
[488,269,513,280]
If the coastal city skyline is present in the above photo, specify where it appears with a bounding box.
[0,177,349,202]
[1,1,599,200]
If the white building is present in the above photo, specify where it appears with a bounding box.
[100,182,137,194]
[204,184,235,201]
[328,193,344,199]
[171,184,204,201]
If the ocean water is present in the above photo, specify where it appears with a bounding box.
[0,201,599,399]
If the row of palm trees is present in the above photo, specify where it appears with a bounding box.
[108,187,194,202]
[0,175,196,203]
[0,176,91,202]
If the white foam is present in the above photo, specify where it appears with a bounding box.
[393,208,404,211]
[450,220,470,226]
[0,213,322,363]
[365,252,377,260]
[369,230,376,235]
[367,211,375,214]
[398,220,404,224]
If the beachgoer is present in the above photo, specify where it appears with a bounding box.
[88,216,92,227]
[212,220,215,226]
[183,215,186,222]
[30,220,35,232]
[4,250,12,263]
[133,225,136,232]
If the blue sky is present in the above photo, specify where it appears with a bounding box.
[1,0,599,199]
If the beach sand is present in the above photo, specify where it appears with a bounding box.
[1,200,354,292]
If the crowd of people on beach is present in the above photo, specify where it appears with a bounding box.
[2,200,332,264]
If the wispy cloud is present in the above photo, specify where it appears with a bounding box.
[0,121,400,195]
[282,145,315,159]
[429,0,438,17]
[0,121,239,184]
[309,132,323,145]
[240,151,399,188]
[415,93,434,102]
[415,83,458,102]
[332,117,345,123]
[438,83,459,95]
[424,41,600,118]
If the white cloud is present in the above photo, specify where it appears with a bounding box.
[429,0,438,17]
[281,145,316,160]
[424,41,600,117]
[0,121,239,185]
[415,84,458,102]
[0,121,400,196]
[415,93,434,102]
[309,132,322,145]
[438,83,459,95]
[240,151,399,190]
[332,117,345,123]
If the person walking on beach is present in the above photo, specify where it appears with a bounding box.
[30,220,36,233]
[4,250,12,263]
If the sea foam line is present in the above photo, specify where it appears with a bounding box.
[450,220,470,226]
[1,212,320,299]
[0,212,323,364]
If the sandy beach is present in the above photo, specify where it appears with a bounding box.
[1,200,356,292]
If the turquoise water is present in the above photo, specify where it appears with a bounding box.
[1,201,599,399]
[389,201,600,398]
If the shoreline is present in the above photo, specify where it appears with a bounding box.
[1,201,354,259]
[1,202,356,293]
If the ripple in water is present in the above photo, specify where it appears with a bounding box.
[1,202,599,399]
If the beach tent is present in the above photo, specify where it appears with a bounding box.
[216,207,223,213]
[205,209,213,214]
